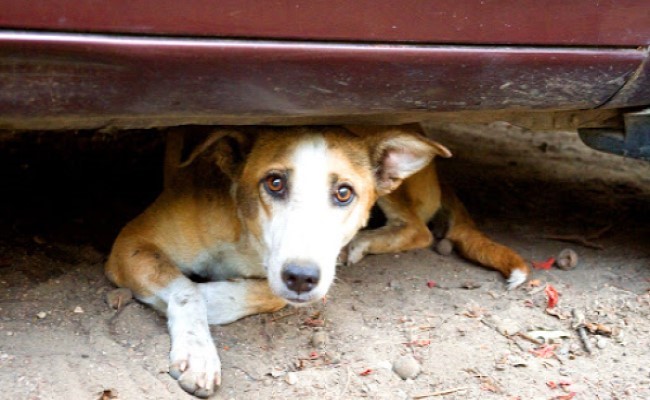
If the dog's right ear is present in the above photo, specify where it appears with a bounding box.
[346,125,452,196]
[370,131,450,195]
[179,128,253,179]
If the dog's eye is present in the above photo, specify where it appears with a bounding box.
[333,184,354,206]
[264,174,287,197]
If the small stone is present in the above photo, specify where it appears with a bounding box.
[596,338,608,349]
[73,306,84,314]
[393,355,421,380]
[106,288,134,310]
[36,312,47,319]
[284,372,297,385]
[556,249,578,270]
[435,239,453,256]
[325,352,341,364]
[311,331,327,348]
[270,368,285,378]
[461,280,482,290]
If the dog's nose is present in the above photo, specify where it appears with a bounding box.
[281,263,320,294]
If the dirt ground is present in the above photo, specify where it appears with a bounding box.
[1,123,649,400]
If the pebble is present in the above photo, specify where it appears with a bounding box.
[461,280,482,290]
[284,372,297,385]
[393,355,421,380]
[435,239,453,256]
[270,368,285,378]
[311,331,327,348]
[596,338,608,349]
[556,248,579,270]
[73,306,84,314]
[326,352,341,364]
[106,288,134,310]
[36,312,47,319]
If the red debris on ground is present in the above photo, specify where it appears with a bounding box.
[533,257,555,270]
[545,284,560,308]
[530,344,558,358]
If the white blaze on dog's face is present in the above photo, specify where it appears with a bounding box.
[236,129,377,304]
[234,127,444,305]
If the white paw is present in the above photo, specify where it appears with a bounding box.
[507,269,528,290]
[346,238,370,265]
[169,339,221,398]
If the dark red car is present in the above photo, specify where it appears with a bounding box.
[1,0,649,158]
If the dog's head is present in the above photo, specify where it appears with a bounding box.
[186,125,450,305]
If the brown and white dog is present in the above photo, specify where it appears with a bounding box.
[105,125,528,397]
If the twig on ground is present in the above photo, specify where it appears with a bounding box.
[413,387,468,398]
[269,311,298,322]
[571,308,592,354]
[543,224,612,250]
[337,367,351,399]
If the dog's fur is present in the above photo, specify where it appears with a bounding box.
[105,125,528,397]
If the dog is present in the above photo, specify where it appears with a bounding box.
[105,124,456,397]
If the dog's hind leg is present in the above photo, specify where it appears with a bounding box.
[442,188,530,289]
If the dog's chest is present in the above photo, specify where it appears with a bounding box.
[179,243,265,281]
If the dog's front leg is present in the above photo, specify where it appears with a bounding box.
[198,280,287,325]
[346,195,433,264]
[106,245,222,397]
[163,278,222,398]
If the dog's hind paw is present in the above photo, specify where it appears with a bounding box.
[170,344,221,398]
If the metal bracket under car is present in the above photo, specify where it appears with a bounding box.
[578,109,650,161]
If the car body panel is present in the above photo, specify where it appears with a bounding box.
[0,32,644,130]
[1,0,649,46]
[0,1,649,130]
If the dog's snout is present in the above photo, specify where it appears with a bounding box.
[281,263,320,294]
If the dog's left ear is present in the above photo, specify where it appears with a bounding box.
[179,128,254,179]
[366,126,452,195]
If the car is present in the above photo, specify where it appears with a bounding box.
[1,0,648,159]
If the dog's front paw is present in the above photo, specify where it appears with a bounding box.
[169,341,221,398]
[346,237,370,265]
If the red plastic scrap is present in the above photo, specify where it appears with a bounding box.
[530,344,558,358]
[359,368,372,376]
[554,393,576,400]
[533,257,555,270]
[427,280,437,288]
[545,284,560,308]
